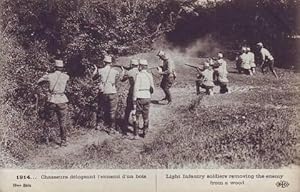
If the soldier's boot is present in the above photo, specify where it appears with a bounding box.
[142,126,149,138]
[131,122,139,140]
[249,70,253,76]
[45,137,50,145]
[60,140,67,147]
[196,86,200,95]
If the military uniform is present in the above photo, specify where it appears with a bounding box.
[93,56,122,133]
[120,59,139,131]
[133,59,154,138]
[37,60,69,146]
[157,51,176,103]
[246,49,256,73]
[196,62,214,95]
[237,47,252,75]
[257,43,278,78]
[215,55,229,94]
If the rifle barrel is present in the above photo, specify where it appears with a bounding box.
[185,63,199,68]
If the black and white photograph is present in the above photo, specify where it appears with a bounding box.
[0,0,299,176]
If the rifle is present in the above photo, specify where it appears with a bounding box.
[198,56,218,60]
[111,65,131,70]
[148,66,160,70]
[185,63,202,73]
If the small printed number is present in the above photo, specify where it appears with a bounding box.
[16,175,31,179]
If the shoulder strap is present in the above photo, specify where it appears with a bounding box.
[103,67,112,85]
[50,72,62,93]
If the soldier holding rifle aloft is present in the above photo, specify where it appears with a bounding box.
[156,50,176,105]
[132,59,155,139]
[92,55,124,135]
[37,60,70,147]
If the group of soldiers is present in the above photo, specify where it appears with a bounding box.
[193,52,229,96]
[36,42,277,147]
[236,42,278,79]
[37,50,176,146]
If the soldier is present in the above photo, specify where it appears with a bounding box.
[196,60,215,95]
[37,60,70,147]
[120,59,139,133]
[214,53,229,94]
[237,47,253,75]
[246,47,256,74]
[257,42,278,79]
[92,55,124,135]
[132,59,155,138]
[157,50,176,104]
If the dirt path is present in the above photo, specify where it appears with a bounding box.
[21,68,300,168]
[21,82,260,168]
[22,86,188,168]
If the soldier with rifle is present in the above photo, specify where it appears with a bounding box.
[120,59,139,134]
[132,59,155,139]
[92,55,125,135]
[256,42,278,79]
[37,60,70,147]
[214,53,229,94]
[185,58,215,95]
[156,50,176,104]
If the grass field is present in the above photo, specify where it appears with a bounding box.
[2,51,299,169]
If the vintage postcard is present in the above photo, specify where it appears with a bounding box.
[0,0,299,191]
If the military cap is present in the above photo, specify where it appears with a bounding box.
[257,42,263,47]
[55,60,64,67]
[139,59,148,66]
[157,50,165,57]
[217,53,223,58]
[130,59,139,66]
[103,55,112,63]
[203,62,210,69]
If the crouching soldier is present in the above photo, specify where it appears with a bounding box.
[196,60,215,95]
[37,60,70,147]
[246,47,256,74]
[214,53,229,94]
[237,47,253,75]
[132,59,155,139]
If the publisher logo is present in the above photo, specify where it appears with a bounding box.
[276,180,290,188]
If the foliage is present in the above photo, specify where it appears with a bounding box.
[0,0,299,166]
[168,0,300,68]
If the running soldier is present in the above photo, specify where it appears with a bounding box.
[120,59,139,133]
[37,60,70,147]
[157,50,176,104]
[92,55,124,135]
[132,59,155,138]
[257,42,279,79]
